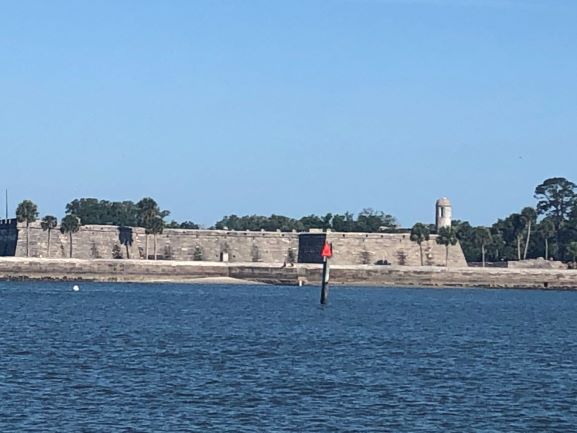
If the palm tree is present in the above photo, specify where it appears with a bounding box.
[436,226,458,266]
[137,197,159,221]
[118,226,133,259]
[40,215,58,258]
[16,200,39,257]
[410,223,430,266]
[60,215,80,258]
[521,207,537,260]
[568,241,577,264]
[137,198,158,259]
[507,213,525,261]
[137,197,169,260]
[148,216,164,260]
[473,227,492,267]
[539,219,555,260]
[488,229,505,262]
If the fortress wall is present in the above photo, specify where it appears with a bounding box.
[15,223,145,260]
[155,229,299,262]
[326,232,467,267]
[3,222,466,267]
[10,222,299,263]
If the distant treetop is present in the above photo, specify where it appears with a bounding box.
[213,209,399,233]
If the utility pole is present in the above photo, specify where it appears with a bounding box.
[4,189,7,220]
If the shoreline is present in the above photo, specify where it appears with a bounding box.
[1,257,577,290]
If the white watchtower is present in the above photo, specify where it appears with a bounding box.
[435,197,452,231]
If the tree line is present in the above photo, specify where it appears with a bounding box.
[14,197,173,259]
[13,199,399,260]
[409,177,577,266]
[13,177,577,264]
[213,209,399,233]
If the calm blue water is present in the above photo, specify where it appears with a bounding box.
[1,282,577,432]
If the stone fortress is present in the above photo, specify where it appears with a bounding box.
[0,198,467,267]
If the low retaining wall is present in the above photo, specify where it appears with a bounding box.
[1,258,577,289]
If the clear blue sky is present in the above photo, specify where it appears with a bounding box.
[2,0,576,227]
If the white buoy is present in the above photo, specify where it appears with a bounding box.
[73,285,80,292]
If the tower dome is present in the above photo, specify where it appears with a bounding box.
[435,197,452,231]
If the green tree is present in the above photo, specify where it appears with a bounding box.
[137,198,169,259]
[299,214,327,231]
[452,220,478,262]
[538,219,556,260]
[137,197,160,224]
[40,215,58,258]
[264,214,301,231]
[356,208,398,233]
[567,241,577,264]
[16,200,39,257]
[165,220,180,229]
[66,198,111,225]
[65,198,141,226]
[436,226,458,267]
[521,207,537,260]
[331,212,356,232]
[214,214,241,230]
[534,177,577,233]
[66,198,99,224]
[118,226,133,259]
[500,213,525,261]
[512,214,526,261]
[148,216,164,260]
[179,221,199,229]
[109,201,139,226]
[213,210,399,233]
[214,214,303,232]
[491,216,520,261]
[60,215,80,258]
[410,223,430,266]
[486,228,506,262]
[165,219,200,229]
[473,227,492,267]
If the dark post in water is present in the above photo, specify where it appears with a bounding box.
[320,242,333,305]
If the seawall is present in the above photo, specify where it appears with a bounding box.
[1,258,577,289]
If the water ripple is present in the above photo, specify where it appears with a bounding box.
[1,282,577,432]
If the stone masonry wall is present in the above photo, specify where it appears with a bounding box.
[326,232,467,267]
[5,222,467,267]
[13,222,299,263]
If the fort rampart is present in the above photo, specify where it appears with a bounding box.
[0,220,467,267]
